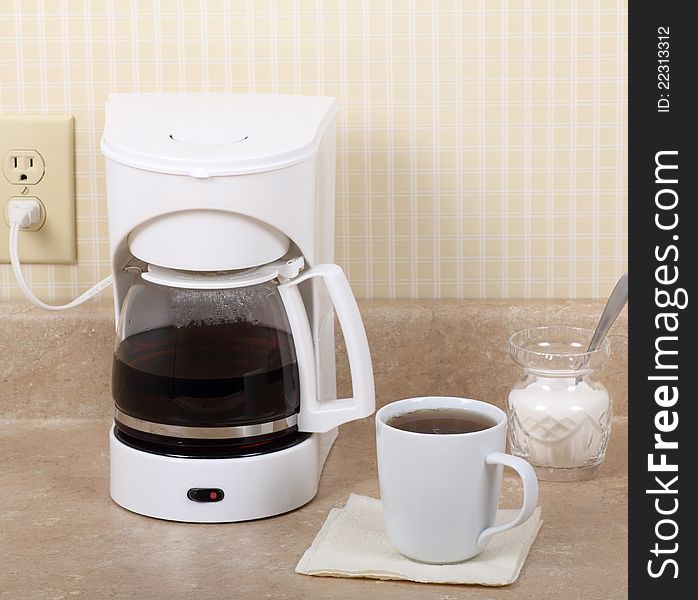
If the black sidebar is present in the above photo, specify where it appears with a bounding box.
[628,3,695,596]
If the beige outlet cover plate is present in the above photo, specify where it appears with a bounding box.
[0,115,76,263]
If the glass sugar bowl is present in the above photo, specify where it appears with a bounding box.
[506,326,612,482]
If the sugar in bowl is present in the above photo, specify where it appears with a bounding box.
[506,326,612,481]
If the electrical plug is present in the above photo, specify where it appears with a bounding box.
[8,198,42,229]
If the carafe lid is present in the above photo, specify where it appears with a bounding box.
[141,257,304,289]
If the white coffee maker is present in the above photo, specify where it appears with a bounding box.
[101,93,375,522]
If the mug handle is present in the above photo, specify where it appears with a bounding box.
[477,452,539,549]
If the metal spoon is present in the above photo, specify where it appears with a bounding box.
[587,272,628,353]
[576,272,627,380]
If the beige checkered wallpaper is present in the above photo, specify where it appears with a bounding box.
[0,1,626,300]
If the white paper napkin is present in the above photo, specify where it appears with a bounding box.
[296,494,542,586]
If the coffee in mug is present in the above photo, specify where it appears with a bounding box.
[387,408,496,434]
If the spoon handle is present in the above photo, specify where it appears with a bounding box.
[588,272,628,353]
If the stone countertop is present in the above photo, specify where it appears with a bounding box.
[0,417,627,600]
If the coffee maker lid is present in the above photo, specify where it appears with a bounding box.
[141,257,305,289]
[101,93,337,178]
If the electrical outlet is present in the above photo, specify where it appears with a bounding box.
[0,115,75,264]
[3,149,45,185]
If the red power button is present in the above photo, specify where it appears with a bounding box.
[187,488,225,503]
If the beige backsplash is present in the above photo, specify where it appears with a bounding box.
[0,3,628,301]
[0,300,627,419]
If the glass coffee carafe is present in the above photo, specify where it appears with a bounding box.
[112,257,374,458]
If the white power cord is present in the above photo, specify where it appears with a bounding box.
[8,199,113,311]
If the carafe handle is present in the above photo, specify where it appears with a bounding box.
[278,264,375,432]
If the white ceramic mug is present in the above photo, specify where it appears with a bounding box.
[376,396,539,563]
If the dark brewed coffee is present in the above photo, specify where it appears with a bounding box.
[112,322,301,457]
[387,408,496,434]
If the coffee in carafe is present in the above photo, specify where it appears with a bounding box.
[112,275,304,458]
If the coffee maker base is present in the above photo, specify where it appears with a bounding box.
[109,424,338,523]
